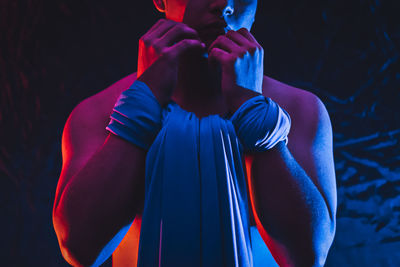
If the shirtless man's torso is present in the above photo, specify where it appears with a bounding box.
[53,1,336,266]
[61,71,330,266]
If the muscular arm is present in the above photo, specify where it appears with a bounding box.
[52,79,147,266]
[247,94,336,266]
[208,26,336,265]
[227,86,336,266]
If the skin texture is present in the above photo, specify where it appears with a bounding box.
[53,0,337,266]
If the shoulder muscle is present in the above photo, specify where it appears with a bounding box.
[54,72,138,209]
[290,91,337,221]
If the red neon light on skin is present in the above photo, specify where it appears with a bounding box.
[244,155,290,266]
[165,0,187,22]
[112,216,142,267]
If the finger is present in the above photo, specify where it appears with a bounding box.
[147,19,176,40]
[158,24,200,47]
[225,30,252,47]
[146,18,166,35]
[237,28,260,45]
[208,47,230,64]
[165,39,205,58]
[208,35,242,54]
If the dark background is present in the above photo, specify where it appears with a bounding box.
[1,0,399,266]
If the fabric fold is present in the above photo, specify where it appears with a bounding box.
[106,81,291,267]
[138,105,253,267]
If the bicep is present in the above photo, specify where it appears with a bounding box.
[288,95,337,221]
[53,102,109,212]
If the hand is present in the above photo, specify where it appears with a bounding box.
[137,19,206,106]
[207,28,264,111]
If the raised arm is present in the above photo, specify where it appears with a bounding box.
[53,18,209,267]
[248,93,336,267]
[205,26,336,266]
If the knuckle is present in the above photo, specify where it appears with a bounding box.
[178,24,197,35]
[165,19,176,26]
[248,45,257,53]
[182,39,194,46]
[175,23,186,29]
[140,36,151,46]
[184,27,197,35]
[173,24,185,33]
[216,35,226,42]
[237,49,247,57]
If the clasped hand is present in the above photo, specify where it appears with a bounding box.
[136,19,264,108]
[208,28,264,97]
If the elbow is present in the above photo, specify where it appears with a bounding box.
[58,241,97,267]
[304,245,330,267]
[307,220,336,267]
[276,243,331,267]
[300,243,332,267]
[56,229,99,267]
[289,220,336,267]
[298,201,336,266]
[302,223,336,267]
[287,241,331,267]
[292,251,326,267]
[53,209,99,267]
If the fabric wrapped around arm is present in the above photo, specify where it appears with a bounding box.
[229,95,291,153]
[106,80,163,150]
[105,81,289,267]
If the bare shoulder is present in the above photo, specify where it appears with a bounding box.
[262,75,332,146]
[72,72,138,127]
[66,72,138,134]
[61,72,138,162]
[262,76,336,219]
[54,72,138,210]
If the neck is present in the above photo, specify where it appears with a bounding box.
[172,50,222,105]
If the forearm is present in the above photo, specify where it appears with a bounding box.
[251,142,334,267]
[53,134,146,266]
